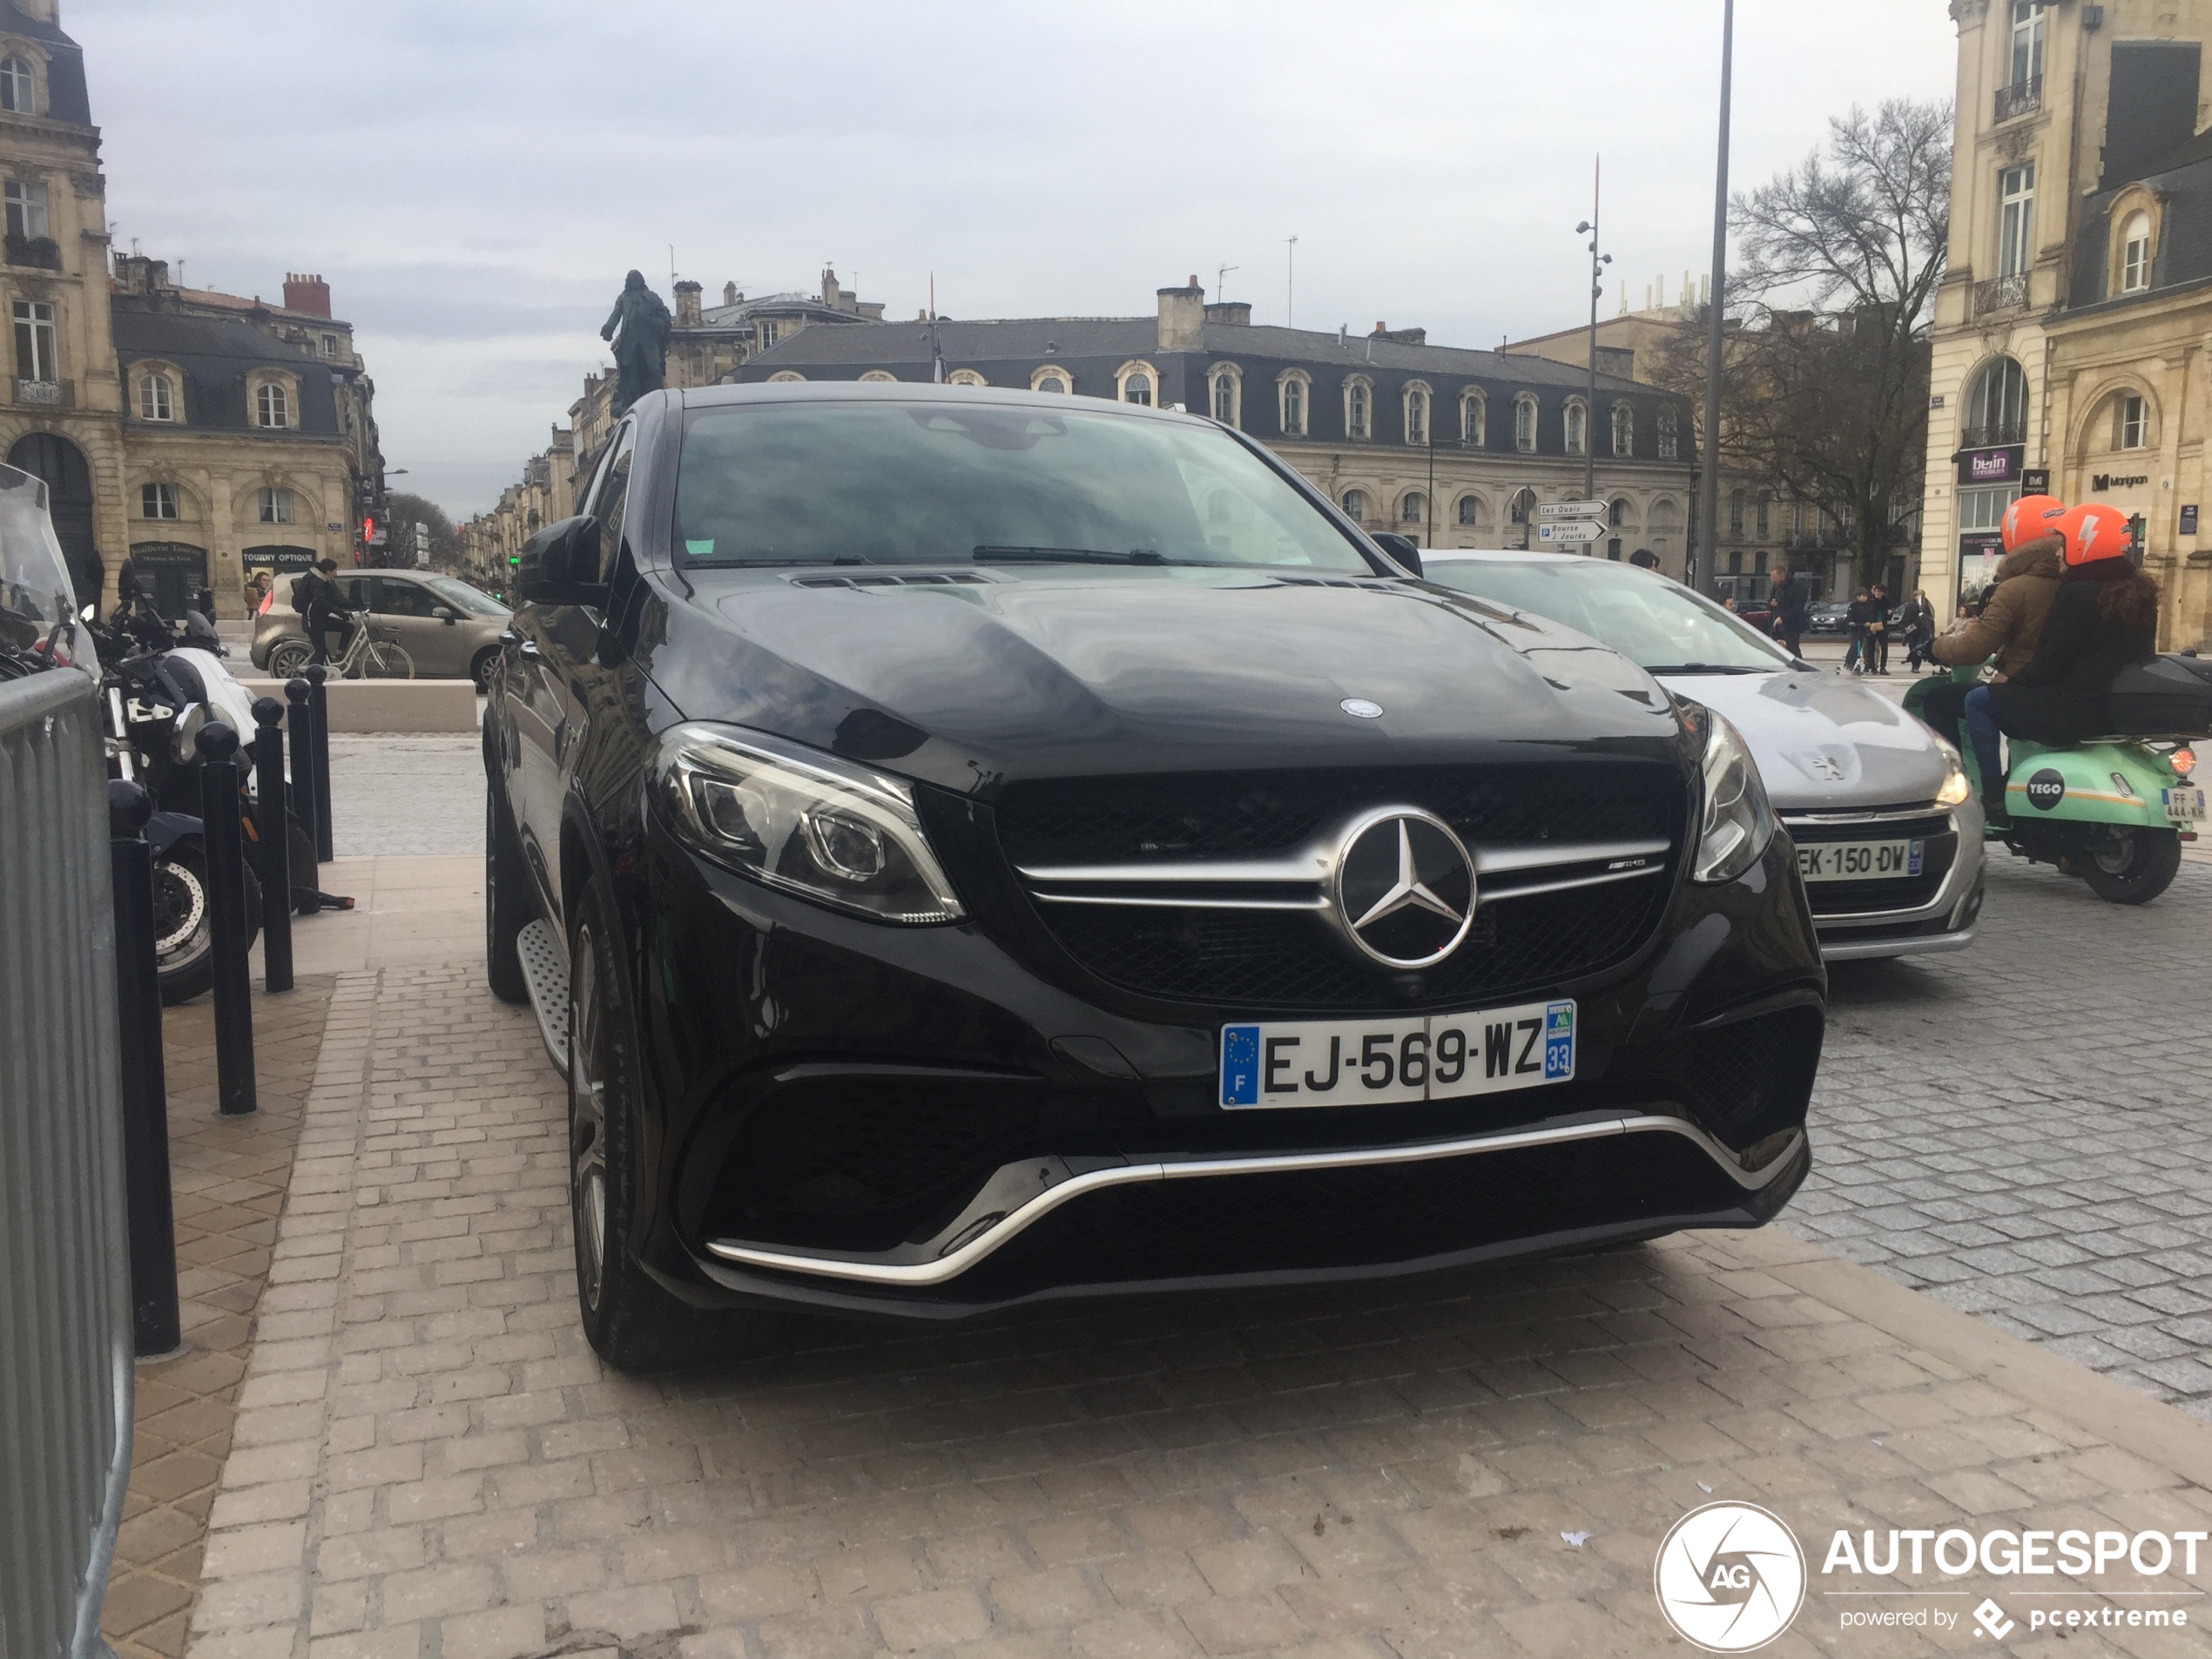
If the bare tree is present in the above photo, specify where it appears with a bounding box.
[383,491,461,571]
[1656,99,1951,590]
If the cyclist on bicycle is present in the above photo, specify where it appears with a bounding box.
[295,558,354,667]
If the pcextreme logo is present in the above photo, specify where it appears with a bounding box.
[1654,1502,1807,1651]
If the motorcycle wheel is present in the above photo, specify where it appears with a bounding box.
[155,840,265,1005]
[360,641,414,679]
[267,638,313,680]
[2080,826,2182,906]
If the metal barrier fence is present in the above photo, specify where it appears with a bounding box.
[0,667,133,1659]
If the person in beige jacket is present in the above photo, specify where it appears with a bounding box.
[1919,535,2065,746]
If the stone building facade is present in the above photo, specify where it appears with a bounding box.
[1924,0,2212,648]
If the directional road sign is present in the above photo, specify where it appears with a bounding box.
[1537,519,1606,544]
[1538,500,1608,523]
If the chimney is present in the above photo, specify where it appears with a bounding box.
[723,280,738,307]
[673,280,702,327]
[1157,274,1204,351]
[1203,300,1251,326]
[114,253,171,296]
[282,273,331,317]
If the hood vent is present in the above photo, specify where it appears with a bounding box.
[787,570,997,590]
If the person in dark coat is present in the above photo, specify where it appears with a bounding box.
[1963,508,2159,824]
[1767,565,1809,656]
[1843,588,1877,673]
[1899,589,1937,670]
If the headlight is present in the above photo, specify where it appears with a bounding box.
[170,703,207,765]
[655,723,965,924]
[1689,708,1776,884]
[1932,738,1972,808]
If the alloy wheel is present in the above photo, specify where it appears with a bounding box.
[569,923,610,1312]
[152,859,209,964]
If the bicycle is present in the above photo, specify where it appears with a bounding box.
[267,617,413,681]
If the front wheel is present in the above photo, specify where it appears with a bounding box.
[266,637,313,680]
[154,840,263,1006]
[2080,826,2182,905]
[358,640,414,679]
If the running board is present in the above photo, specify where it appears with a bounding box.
[516,918,570,1079]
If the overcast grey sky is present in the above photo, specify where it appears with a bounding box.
[72,2,1959,516]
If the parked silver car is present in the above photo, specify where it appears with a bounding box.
[1420,551,1984,961]
[253,570,511,687]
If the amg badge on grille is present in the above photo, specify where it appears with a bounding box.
[1330,808,1477,968]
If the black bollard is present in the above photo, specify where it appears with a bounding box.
[307,663,334,863]
[251,697,293,994]
[285,677,318,871]
[110,779,182,1358]
[194,722,258,1116]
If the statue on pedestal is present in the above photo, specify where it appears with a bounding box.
[601,270,671,415]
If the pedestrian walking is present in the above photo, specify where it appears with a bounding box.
[1767,565,1808,657]
[1865,583,1892,673]
[1900,588,1937,671]
[1843,587,1875,672]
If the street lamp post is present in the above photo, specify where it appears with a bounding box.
[1576,158,1611,513]
[1695,0,1736,595]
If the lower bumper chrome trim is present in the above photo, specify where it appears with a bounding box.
[703,1114,1803,1289]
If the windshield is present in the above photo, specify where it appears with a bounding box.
[0,461,94,671]
[1424,557,1791,673]
[428,577,510,617]
[675,401,1373,572]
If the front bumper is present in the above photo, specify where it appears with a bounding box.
[626,821,1825,1320]
[1785,800,1986,962]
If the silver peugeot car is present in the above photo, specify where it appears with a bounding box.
[1421,551,1983,961]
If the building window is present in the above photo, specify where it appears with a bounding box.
[1404,384,1428,446]
[1400,492,1424,524]
[1608,537,1622,561]
[321,333,339,356]
[1608,498,1627,528]
[1457,495,1481,527]
[256,382,290,428]
[2121,212,2151,293]
[1460,389,1485,445]
[1966,355,2027,445]
[1345,379,1370,440]
[947,368,986,388]
[756,320,781,351]
[1123,371,1151,406]
[1999,162,2035,279]
[1514,395,1537,453]
[2119,393,2147,449]
[1956,483,2017,533]
[140,482,179,520]
[1564,400,1587,455]
[2010,0,2045,88]
[1279,374,1306,435]
[1610,401,1633,457]
[258,487,294,524]
[0,57,32,115]
[1209,365,1240,427]
[1035,373,1067,395]
[1729,489,1745,536]
[138,372,173,421]
[1341,489,1367,520]
[1756,494,1770,537]
[3,179,47,240]
[12,297,54,382]
[1657,407,1678,460]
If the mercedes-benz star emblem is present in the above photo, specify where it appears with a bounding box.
[1331,807,1476,968]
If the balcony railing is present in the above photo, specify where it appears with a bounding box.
[1959,422,2027,448]
[1784,530,1849,551]
[1994,77,2041,123]
[1973,273,2029,316]
[14,377,71,408]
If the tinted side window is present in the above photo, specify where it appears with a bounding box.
[336,577,371,609]
[375,578,437,617]
[583,424,636,581]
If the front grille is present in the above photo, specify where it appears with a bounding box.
[995,764,1678,867]
[994,763,1684,1009]
[1786,813,1956,919]
[1629,1006,1822,1149]
[954,1131,1745,1299]
[1039,878,1666,1010]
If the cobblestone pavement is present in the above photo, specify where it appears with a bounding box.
[1790,855,2212,1420]
[180,961,2212,1659]
[327,735,482,859]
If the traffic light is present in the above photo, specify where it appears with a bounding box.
[361,514,377,544]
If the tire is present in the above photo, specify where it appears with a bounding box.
[266,637,313,680]
[2080,826,2182,905]
[470,648,497,695]
[567,878,777,1372]
[359,640,413,679]
[155,840,263,1006]
[485,783,531,1004]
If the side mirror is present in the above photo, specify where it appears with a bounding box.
[516,514,606,608]
[1372,532,1423,578]
[431,606,457,624]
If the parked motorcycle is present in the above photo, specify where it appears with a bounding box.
[1907,662,2205,905]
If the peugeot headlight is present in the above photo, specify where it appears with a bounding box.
[656,723,964,924]
[1932,737,1973,809]
[1689,708,1776,884]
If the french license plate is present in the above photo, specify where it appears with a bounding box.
[1797,839,1922,883]
[2165,786,2208,822]
[1219,999,1575,1109]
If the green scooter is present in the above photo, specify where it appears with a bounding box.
[1904,666,2203,905]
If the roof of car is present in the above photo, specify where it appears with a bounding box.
[672,379,1220,424]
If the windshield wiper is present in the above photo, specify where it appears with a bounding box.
[1639,663,1774,676]
[974,545,1169,565]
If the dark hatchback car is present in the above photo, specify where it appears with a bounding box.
[487,382,1826,1370]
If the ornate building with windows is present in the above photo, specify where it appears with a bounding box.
[729,278,1696,572]
[0,0,381,617]
[1925,0,2212,647]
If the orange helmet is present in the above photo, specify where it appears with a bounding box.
[2000,493,2067,551]
[2055,502,2134,566]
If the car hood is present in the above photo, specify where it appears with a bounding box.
[645,568,1692,795]
[1656,668,1948,810]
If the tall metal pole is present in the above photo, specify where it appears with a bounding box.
[1285,235,1298,329]
[1696,0,1735,595]
[1586,155,1601,505]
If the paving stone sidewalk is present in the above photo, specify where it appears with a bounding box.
[182,961,2212,1659]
